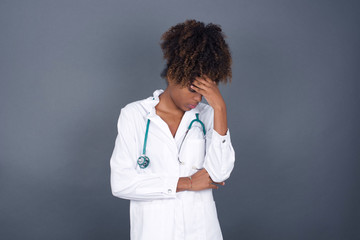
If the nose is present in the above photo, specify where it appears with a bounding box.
[194,92,202,103]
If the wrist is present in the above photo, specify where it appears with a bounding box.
[188,176,192,190]
[212,103,226,112]
[176,177,192,192]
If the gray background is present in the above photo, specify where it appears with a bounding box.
[1,0,359,239]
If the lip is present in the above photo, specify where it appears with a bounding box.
[188,104,198,109]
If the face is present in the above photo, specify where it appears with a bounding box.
[168,80,202,112]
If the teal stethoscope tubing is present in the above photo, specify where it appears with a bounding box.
[137,119,151,169]
[137,113,206,169]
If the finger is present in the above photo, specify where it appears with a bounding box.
[190,84,206,94]
[191,82,210,95]
[213,181,225,186]
[209,182,219,189]
[198,76,216,86]
[192,80,208,90]
[194,77,212,88]
[208,178,223,186]
[202,74,213,82]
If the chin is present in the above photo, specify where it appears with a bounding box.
[175,105,187,112]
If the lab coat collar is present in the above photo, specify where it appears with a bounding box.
[145,89,200,120]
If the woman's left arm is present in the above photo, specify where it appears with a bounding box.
[191,76,235,182]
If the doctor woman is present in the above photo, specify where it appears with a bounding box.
[110,19,235,240]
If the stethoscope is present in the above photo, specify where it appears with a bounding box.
[137,113,206,169]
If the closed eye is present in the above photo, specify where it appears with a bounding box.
[188,85,196,93]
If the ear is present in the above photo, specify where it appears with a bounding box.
[166,77,178,87]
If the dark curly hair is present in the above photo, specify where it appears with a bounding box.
[160,19,232,86]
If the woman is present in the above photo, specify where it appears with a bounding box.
[110,19,235,240]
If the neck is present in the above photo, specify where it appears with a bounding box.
[156,88,184,116]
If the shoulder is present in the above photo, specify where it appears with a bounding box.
[116,97,150,126]
[118,89,163,118]
[121,100,146,117]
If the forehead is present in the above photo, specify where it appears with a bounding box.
[167,78,190,87]
[167,81,192,94]
[170,82,190,92]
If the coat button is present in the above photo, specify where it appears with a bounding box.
[168,189,172,193]
[222,139,226,143]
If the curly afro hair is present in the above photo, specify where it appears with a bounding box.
[160,19,232,86]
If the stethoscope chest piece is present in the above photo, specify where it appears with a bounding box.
[137,155,150,169]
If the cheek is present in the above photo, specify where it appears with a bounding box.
[177,97,188,108]
[172,94,185,107]
[174,92,188,102]
[176,97,191,110]
[181,95,193,105]
[171,88,193,107]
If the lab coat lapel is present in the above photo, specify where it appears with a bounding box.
[143,89,175,143]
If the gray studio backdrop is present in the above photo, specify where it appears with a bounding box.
[1,0,359,239]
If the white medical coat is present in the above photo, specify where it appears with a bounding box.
[110,89,235,240]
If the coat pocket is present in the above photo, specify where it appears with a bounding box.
[183,138,206,170]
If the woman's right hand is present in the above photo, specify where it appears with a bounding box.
[190,168,225,191]
[176,168,225,192]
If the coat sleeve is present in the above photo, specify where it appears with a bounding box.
[110,107,179,201]
[203,108,236,183]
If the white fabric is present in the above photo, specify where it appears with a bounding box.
[110,89,235,240]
